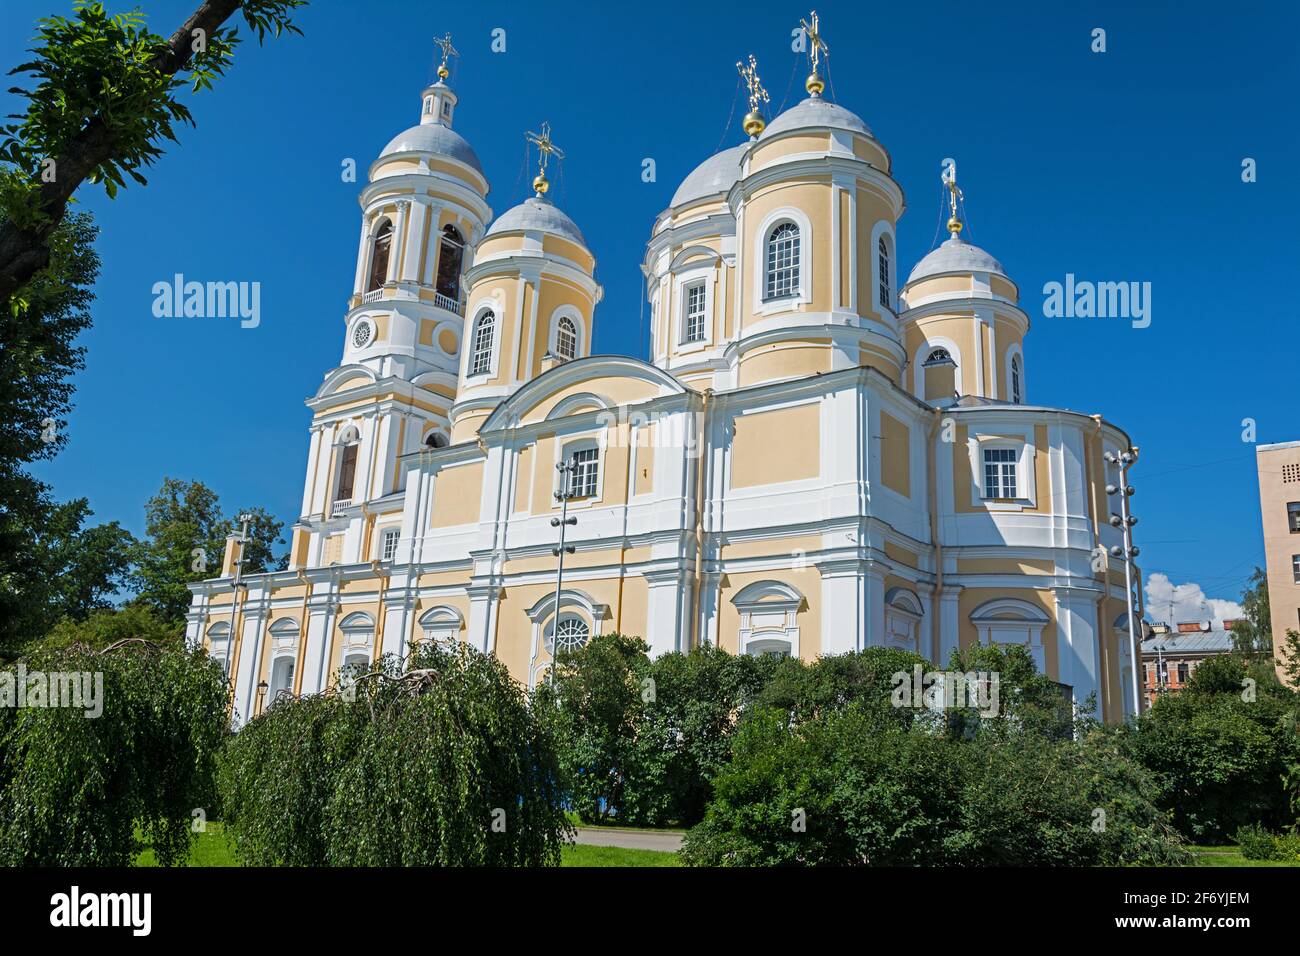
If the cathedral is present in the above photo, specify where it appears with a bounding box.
[186,24,1143,726]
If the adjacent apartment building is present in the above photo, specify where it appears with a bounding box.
[1256,441,1300,670]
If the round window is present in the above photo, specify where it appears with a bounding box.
[352,319,374,350]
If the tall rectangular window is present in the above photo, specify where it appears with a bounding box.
[568,447,599,499]
[337,444,358,502]
[1289,501,1300,533]
[381,528,400,562]
[1293,554,1300,583]
[684,282,706,342]
[982,447,1018,499]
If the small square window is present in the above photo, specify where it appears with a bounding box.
[381,528,400,562]
[982,447,1018,499]
[567,446,599,499]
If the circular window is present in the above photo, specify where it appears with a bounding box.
[351,319,374,350]
[548,617,589,655]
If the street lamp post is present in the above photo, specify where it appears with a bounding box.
[1105,448,1142,717]
[549,458,577,687]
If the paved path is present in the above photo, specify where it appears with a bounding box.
[574,827,684,852]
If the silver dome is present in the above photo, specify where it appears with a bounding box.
[906,236,1006,285]
[670,143,747,208]
[486,197,585,245]
[763,97,872,138]
[380,122,483,175]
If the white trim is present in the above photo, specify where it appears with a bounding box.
[547,305,585,362]
[1005,343,1026,404]
[913,337,964,400]
[971,598,1049,670]
[869,219,896,318]
[732,579,804,657]
[752,207,812,315]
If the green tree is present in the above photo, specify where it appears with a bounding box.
[0,638,229,865]
[0,0,305,306]
[130,478,285,623]
[1280,629,1300,690]
[1230,567,1274,662]
[219,642,571,866]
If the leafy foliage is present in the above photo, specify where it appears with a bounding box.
[218,642,571,866]
[130,478,285,623]
[681,703,1188,867]
[0,0,306,304]
[0,638,229,865]
[1121,685,1300,841]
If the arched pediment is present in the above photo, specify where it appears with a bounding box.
[970,598,1049,624]
[669,244,722,271]
[419,605,464,627]
[316,364,377,399]
[732,579,805,612]
[480,355,686,432]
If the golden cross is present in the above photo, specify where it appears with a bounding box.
[944,164,964,234]
[800,11,829,74]
[526,122,564,174]
[736,54,770,114]
[434,32,459,78]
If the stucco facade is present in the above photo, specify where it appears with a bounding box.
[187,54,1142,726]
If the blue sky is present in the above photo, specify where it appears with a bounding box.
[4,0,1297,621]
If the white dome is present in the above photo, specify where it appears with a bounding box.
[906,236,1006,285]
[486,197,585,245]
[380,123,482,174]
[670,143,746,208]
[763,97,872,138]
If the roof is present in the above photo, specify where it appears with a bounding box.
[670,143,746,208]
[763,97,872,138]
[906,235,1007,285]
[486,197,585,245]
[380,122,483,174]
[1141,627,1235,656]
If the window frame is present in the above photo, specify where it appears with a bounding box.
[752,209,812,316]
[365,218,393,293]
[467,307,497,378]
[982,446,1019,500]
[967,426,1037,510]
[433,224,465,302]
[555,433,605,507]
[877,234,892,311]
[1288,501,1300,534]
[380,527,400,562]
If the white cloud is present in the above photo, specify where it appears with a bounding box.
[1144,572,1245,625]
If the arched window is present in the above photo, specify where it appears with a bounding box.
[547,616,590,655]
[335,431,360,505]
[926,348,952,364]
[470,310,495,376]
[268,656,295,704]
[555,316,578,360]
[732,580,803,658]
[434,225,464,302]
[424,431,448,449]
[764,222,800,301]
[1010,355,1022,404]
[366,219,392,292]
[878,235,891,309]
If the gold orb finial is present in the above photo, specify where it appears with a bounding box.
[533,174,549,196]
[737,55,770,139]
[799,11,829,98]
[947,216,963,236]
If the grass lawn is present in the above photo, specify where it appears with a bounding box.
[136,824,681,868]
[1188,844,1300,867]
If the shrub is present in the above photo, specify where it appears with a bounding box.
[1236,824,1281,860]
[219,642,570,866]
[0,638,229,866]
[1122,688,1300,841]
[682,704,1189,867]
